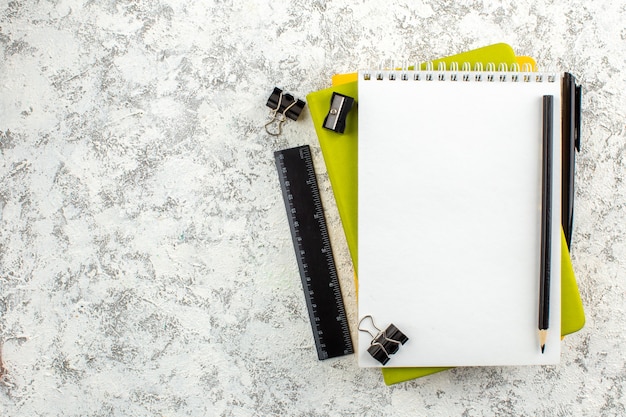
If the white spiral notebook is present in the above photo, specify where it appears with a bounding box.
[357,65,562,367]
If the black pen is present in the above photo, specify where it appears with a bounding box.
[539,95,554,353]
[562,73,582,248]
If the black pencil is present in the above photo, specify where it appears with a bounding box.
[539,95,554,353]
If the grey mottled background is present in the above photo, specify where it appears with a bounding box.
[1,1,625,416]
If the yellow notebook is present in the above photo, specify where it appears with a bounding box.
[306,44,585,383]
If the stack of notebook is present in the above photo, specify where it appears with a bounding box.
[305,43,585,385]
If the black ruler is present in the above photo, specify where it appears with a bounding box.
[274,145,353,360]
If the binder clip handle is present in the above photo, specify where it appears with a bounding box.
[264,108,289,137]
[358,315,382,339]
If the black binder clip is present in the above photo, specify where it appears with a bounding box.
[323,92,354,134]
[359,315,409,365]
[264,87,306,136]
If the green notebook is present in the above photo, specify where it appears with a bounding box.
[306,43,585,384]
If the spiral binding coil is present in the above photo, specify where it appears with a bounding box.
[362,62,557,83]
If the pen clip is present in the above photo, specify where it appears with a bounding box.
[574,84,582,152]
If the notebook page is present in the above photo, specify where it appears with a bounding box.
[358,71,561,367]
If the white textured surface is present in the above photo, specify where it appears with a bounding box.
[0,1,624,416]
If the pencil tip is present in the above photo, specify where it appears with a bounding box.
[539,329,548,354]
